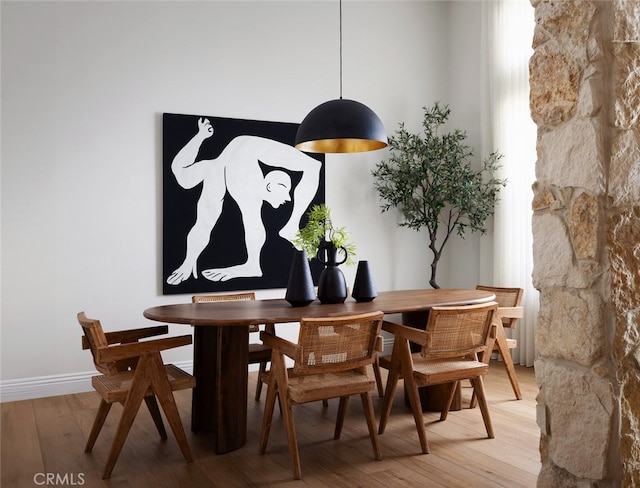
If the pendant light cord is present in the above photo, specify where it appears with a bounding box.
[339,0,343,100]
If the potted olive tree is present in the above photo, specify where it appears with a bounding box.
[372,102,506,289]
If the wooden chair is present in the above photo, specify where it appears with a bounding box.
[192,292,274,401]
[259,311,384,480]
[78,312,195,479]
[378,302,498,454]
[473,285,524,403]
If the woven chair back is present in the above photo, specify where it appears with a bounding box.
[420,302,498,360]
[192,292,259,331]
[293,311,383,375]
[476,285,523,328]
[78,312,120,376]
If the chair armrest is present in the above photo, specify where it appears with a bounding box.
[96,335,192,363]
[382,320,428,347]
[260,331,300,361]
[497,306,523,320]
[82,325,169,350]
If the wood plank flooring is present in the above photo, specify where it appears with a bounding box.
[1,363,541,487]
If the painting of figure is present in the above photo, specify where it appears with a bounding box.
[162,113,325,295]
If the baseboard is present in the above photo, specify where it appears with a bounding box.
[0,360,194,403]
[1,340,394,403]
[381,337,393,357]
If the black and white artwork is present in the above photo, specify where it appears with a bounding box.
[162,113,325,295]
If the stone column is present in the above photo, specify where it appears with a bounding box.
[530,0,639,485]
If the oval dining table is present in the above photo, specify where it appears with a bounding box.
[143,288,495,454]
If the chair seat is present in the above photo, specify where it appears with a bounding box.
[287,370,375,404]
[411,354,489,386]
[92,364,196,404]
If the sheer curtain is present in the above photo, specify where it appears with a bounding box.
[481,0,538,367]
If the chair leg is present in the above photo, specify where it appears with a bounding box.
[281,396,302,480]
[334,396,350,440]
[255,362,267,401]
[378,347,402,435]
[147,356,192,464]
[259,376,278,454]
[439,381,459,422]
[144,396,168,439]
[85,399,112,453]
[360,392,382,461]
[405,374,429,454]
[472,321,521,406]
[471,376,494,438]
[102,365,150,478]
[373,358,384,397]
[495,332,522,400]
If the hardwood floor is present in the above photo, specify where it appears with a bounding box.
[1,363,541,487]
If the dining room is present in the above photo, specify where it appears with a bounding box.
[2,0,639,486]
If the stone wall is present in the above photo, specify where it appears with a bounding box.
[530,0,639,485]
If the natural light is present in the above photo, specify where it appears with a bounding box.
[482,0,538,367]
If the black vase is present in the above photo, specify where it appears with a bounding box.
[285,250,316,307]
[316,241,348,304]
[352,260,377,302]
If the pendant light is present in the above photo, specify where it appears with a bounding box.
[294,0,388,154]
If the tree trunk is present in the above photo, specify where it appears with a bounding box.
[429,256,440,289]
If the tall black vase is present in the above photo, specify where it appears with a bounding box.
[285,250,316,307]
[316,241,348,304]
[352,260,377,302]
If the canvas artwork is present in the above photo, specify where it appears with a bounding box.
[162,113,325,295]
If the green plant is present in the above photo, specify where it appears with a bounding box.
[293,204,356,264]
[372,102,506,288]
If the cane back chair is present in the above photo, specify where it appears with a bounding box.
[78,312,195,478]
[259,311,384,479]
[474,285,524,402]
[378,302,498,454]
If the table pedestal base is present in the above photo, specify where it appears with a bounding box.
[192,325,248,454]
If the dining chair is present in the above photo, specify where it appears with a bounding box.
[259,311,384,480]
[192,292,274,401]
[471,285,524,405]
[78,312,195,479]
[378,302,498,454]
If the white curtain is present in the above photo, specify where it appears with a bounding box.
[481,0,538,367]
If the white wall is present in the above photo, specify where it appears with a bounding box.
[0,1,486,397]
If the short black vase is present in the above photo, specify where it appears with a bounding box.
[352,260,377,302]
[285,250,316,307]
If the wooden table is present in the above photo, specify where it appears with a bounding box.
[143,288,495,454]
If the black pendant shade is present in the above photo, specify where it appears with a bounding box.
[294,0,387,154]
[295,98,388,154]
